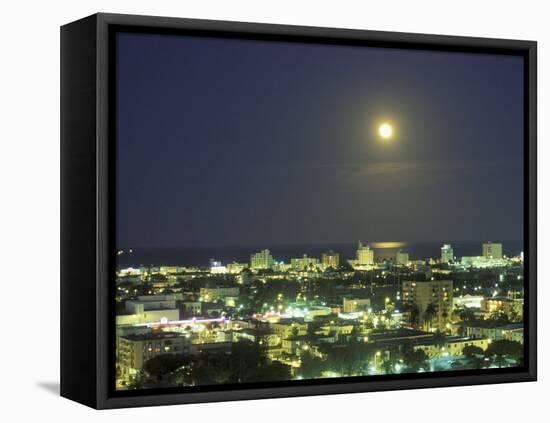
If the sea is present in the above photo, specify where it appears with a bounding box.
[116,240,524,268]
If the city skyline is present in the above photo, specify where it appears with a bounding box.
[117,241,514,272]
[116,239,523,270]
[116,236,525,390]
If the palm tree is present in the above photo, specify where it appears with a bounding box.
[432,331,446,357]
[402,303,419,327]
[423,303,437,331]
[441,310,449,332]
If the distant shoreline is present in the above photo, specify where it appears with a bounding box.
[115,240,523,268]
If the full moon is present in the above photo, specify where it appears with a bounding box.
[379,123,393,139]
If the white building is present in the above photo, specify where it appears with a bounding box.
[454,295,484,309]
[117,295,181,325]
[321,250,340,269]
[460,256,507,268]
[356,241,374,265]
[290,254,319,271]
[226,262,247,274]
[125,295,177,314]
[441,244,454,263]
[396,250,409,266]
[250,249,275,270]
[483,242,503,259]
[413,337,490,358]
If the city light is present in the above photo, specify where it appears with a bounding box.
[115,240,524,390]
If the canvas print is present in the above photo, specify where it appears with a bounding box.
[114,32,525,391]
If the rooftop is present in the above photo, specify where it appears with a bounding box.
[121,331,186,342]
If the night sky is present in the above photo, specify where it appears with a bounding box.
[116,32,524,249]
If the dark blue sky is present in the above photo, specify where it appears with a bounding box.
[116,32,524,249]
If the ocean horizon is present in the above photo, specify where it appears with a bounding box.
[116,240,524,268]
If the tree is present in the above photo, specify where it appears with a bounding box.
[485,340,523,367]
[116,280,137,295]
[227,339,266,383]
[401,303,419,327]
[324,332,374,377]
[126,370,147,389]
[298,354,324,379]
[423,303,437,330]
[456,308,476,322]
[187,355,231,386]
[248,361,292,382]
[382,355,399,375]
[441,309,449,324]
[462,345,486,370]
[143,354,189,382]
[462,345,484,357]
[432,331,446,349]
[340,261,354,272]
[403,349,428,372]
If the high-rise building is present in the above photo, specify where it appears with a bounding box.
[290,254,319,271]
[402,279,453,331]
[396,250,409,266]
[250,249,275,270]
[483,242,503,259]
[357,241,374,265]
[441,244,454,263]
[321,250,340,269]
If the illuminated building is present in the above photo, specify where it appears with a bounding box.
[453,294,484,309]
[115,309,180,326]
[396,250,409,266]
[181,301,201,316]
[343,297,371,313]
[250,249,275,270]
[460,256,507,268]
[226,262,247,274]
[210,265,228,274]
[117,267,141,276]
[159,266,180,275]
[483,242,503,259]
[233,329,281,347]
[482,297,523,319]
[413,336,489,358]
[356,241,374,265]
[117,332,190,377]
[117,294,181,325]
[402,280,453,331]
[461,322,523,343]
[238,268,253,285]
[321,250,340,269]
[270,320,308,339]
[125,295,177,313]
[290,254,319,271]
[199,286,240,302]
[371,242,406,262]
[441,244,454,263]
[189,341,232,355]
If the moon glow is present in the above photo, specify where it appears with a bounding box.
[379,123,393,139]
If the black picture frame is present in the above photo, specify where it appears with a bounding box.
[61,12,537,409]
